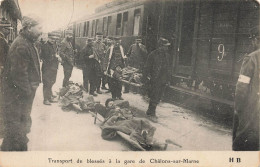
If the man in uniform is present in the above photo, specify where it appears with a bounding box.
[41,33,60,105]
[124,36,148,93]
[60,29,74,87]
[142,37,171,123]
[106,36,127,100]
[105,36,114,52]
[1,15,42,151]
[92,32,107,93]
[81,38,98,95]
[0,18,12,138]
[232,26,260,151]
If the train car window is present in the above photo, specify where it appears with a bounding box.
[103,17,107,36]
[107,16,112,35]
[122,12,128,36]
[116,13,122,35]
[133,8,141,36]
[76,23,80,37]
[83,22,87,37]
[80,23,83,37]
[95,19,99,35]
[86,21,89,37]
[91,20,95,37]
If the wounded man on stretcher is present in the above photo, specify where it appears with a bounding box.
[94,98,168,151]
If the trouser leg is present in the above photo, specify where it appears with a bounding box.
[82,67,89,91]
[116,81,122,98]
[1,89,36,151]
[101,74,107,88]
[89,81,96,94]
[146,82,166,116]
[124,84,129,92]
[96,76,101,91]
[43,82,52,101]
[63,64,73,87]
[108,79,116,99]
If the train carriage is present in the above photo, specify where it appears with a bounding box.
[73,0,259,112]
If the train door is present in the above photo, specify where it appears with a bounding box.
[175,0,196,77]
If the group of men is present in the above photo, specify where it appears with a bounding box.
[0,12,259,152]
[79,32,172,124]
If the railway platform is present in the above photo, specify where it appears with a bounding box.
[0,65,232,151]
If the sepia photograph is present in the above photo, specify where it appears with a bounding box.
[0,0,259,166]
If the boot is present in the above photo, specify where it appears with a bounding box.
[90,92,97,96]
[96,89,102,94]
[101,86,108,90]
[118,96,124,100]
[146,103,158,123]
[43,100,51,105]
[146,102,157,116]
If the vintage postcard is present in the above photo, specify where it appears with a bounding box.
[0,0,259,166]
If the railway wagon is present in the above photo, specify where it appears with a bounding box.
[73,0,259,111]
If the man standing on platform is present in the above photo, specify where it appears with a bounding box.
[232,26,260,151]
[81,38,97,95]
[124,36,148,93]
[41,33,60,105]
[60,29,74,87]
[106,37,127,100]
[1,15,42,151]
[93,32,107,93]
[142,37,171,123]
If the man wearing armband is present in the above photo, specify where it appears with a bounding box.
[232,26,260,151]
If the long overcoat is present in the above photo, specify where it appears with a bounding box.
[1,32,41,106]
[142,48,171,104]
[41,41,59,85]
[233,49,260,151]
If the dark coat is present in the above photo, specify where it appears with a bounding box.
[1,32,41,106]
[41,41,59,85]
[81,43,101,79]
[126,43,148,71]
[81,43,94,66]
[59,38,74,66]
[143,48,171,84]
[233,49,260,151]
[0,32,9,71]
[93,41,106,71]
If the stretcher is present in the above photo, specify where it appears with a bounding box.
[88,110,146,151]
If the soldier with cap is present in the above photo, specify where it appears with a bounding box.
[59,29,74,87]
[124,36,148,93]
[142,37,171,123]
[106,36,127,100]
[1,14,42,151]
[232,26,260,151]
[105,36,114,52]
[92,32,107,93]
[41,33,60,105]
